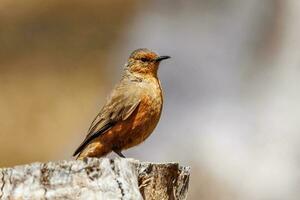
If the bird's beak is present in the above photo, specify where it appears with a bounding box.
[155,55,171,62]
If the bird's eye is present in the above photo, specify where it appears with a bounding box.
[140,58,149,62]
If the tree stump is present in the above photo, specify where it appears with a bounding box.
[0,158,190,200]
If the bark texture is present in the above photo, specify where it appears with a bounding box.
[0,158,190,200]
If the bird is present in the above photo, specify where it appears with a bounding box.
[73,48,170,159]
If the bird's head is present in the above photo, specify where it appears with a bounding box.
[125,48,170,77]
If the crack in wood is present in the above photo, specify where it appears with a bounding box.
[116,179,125,199]
[0,170,5,199]
[40,163,49,200]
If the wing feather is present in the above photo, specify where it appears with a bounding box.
[73,82,141,156]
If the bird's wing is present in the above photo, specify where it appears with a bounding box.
[73,83,141,156]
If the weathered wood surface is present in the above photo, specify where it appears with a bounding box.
[0,158,190,200]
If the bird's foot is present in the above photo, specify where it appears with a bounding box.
[113,150,126,158]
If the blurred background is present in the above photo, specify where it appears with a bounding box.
[0,0,300,199]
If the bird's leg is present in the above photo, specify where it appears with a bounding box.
[113,150,126,158]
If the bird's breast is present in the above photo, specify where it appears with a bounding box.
[107,77,164,150]
[133,80,163,129]
[122,79,163,146]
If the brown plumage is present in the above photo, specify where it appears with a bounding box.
[73,48,170,159]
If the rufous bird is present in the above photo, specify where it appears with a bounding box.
[73,48,170,159]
